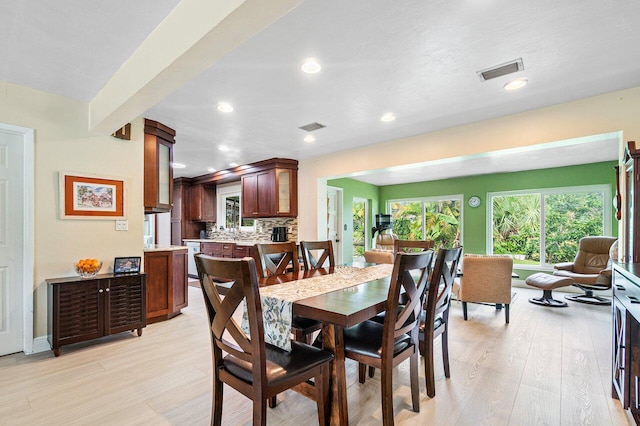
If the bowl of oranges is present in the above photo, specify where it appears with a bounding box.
[75,258,102,278]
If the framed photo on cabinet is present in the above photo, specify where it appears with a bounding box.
[59,172,126,219]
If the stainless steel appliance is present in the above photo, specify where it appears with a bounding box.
[271,226,288,242]
[186,241,200,277]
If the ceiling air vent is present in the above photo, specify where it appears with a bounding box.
[477,58,524,81]
[298,122,326,132]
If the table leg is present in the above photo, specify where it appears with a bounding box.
[322,323,348,425]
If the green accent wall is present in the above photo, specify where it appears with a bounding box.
[330,161,618,277]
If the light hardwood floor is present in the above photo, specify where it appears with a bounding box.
[0,286,630,425]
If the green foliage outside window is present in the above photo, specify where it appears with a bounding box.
[390,199,461,249]
[352,201,366,257]
[492,190,604,265]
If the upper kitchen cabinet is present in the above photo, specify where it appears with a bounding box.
[241,160,297,218]
[144,119,175,213]
[190,183,216,222]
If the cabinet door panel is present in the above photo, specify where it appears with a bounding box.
[256,170,275,216]
[145,252,171,318]
[242,174,258,217]
[613,297,628,406]
[57,281,103,343]
[106,276,146,335]
[172,251,188,310]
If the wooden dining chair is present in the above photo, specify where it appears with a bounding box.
[255,242,300,277]
[300,240,335,270]
[394,239,435,254]
[194,254,333,426]
[255,242,321,345]
[420,246,463,398]
[342,251,433,425]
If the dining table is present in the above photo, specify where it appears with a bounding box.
[256,262,394,426]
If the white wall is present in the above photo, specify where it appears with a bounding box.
[298,87,640,241]
[0,81,144,338]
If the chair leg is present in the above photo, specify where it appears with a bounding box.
[381,363,395,426]
[358,362,366,384]
[368,366,375,378]
[442,329,450,378]
[212,375,223,426]
[316,364,331,426]
[424,336,436,398]
[268,396,277,408]
[410,352,420,412]
[505,304,510,324]
[462,302,468,320]
[253,398,267,426]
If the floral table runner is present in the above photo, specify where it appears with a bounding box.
[242,264,393,351]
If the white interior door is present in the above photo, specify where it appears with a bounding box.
[326,187,343,264]
[0,129,24,355]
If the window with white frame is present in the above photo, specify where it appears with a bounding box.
[489,185,611,267]
[388,196,462,249]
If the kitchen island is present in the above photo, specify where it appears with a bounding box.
[143,245,188,323]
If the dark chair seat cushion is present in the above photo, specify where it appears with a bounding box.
[291,315,322,332]
[343,320,411,358]
[223,340,333,387]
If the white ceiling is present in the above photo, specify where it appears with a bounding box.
[1,0,636,184]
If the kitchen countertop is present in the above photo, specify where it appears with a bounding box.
[144,244,188,252]
[183,239,274,246]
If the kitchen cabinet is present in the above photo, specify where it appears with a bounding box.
[190,183,216,222]
[144,248,188,323]
[200,242,234,258]
[612,264,640,423]
[172,178,205,245]
[144,119,175,213]
[47,273,146,356]
[241,167,297,218]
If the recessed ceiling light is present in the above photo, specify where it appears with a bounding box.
[503,78,528,91]
[380,112,396,122]
[301,58,321,74]
[218,145,230,152]
[229,162,238,167]
[217,102,234,113]
[207,167,216,173]
[304,134,316,143]
[172,162,186,169]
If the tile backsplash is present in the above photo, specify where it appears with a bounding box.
[206,217,298,242]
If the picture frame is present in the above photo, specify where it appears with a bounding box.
[113,257,141,274]
[59,172,126,219]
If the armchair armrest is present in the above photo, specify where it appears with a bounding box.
[554,262,574,271]
[599,268,612,277]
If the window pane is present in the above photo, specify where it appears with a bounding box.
[544,192,604,264]
[352,200,366,259]
[424,200,461,248]
[391,201,423,240]
[492,194,541,265]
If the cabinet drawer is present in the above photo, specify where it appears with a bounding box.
[222,243,234,257]
[233,245,251,258]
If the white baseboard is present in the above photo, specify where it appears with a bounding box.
[30,336,51,354]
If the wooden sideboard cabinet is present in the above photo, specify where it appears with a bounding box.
[144,248,188,323]
[47,273,146,356]
[612,263,640,422]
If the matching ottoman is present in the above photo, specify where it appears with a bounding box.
[525,273,573,307]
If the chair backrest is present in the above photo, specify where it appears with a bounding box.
[300,240,335,270]
[426,246,463,320]
[194,254,267,385]
[255,242,300,278]
[573,236,618,274]
[458,254,513,304]
[376,233,397,251]
[381,251,434,359]
[394,239,435,254]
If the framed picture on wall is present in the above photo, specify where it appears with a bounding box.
[59,172,126,219]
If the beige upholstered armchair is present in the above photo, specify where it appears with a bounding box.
[363,233,397,264]
[553,236,617,305]
[455,254,513,323]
